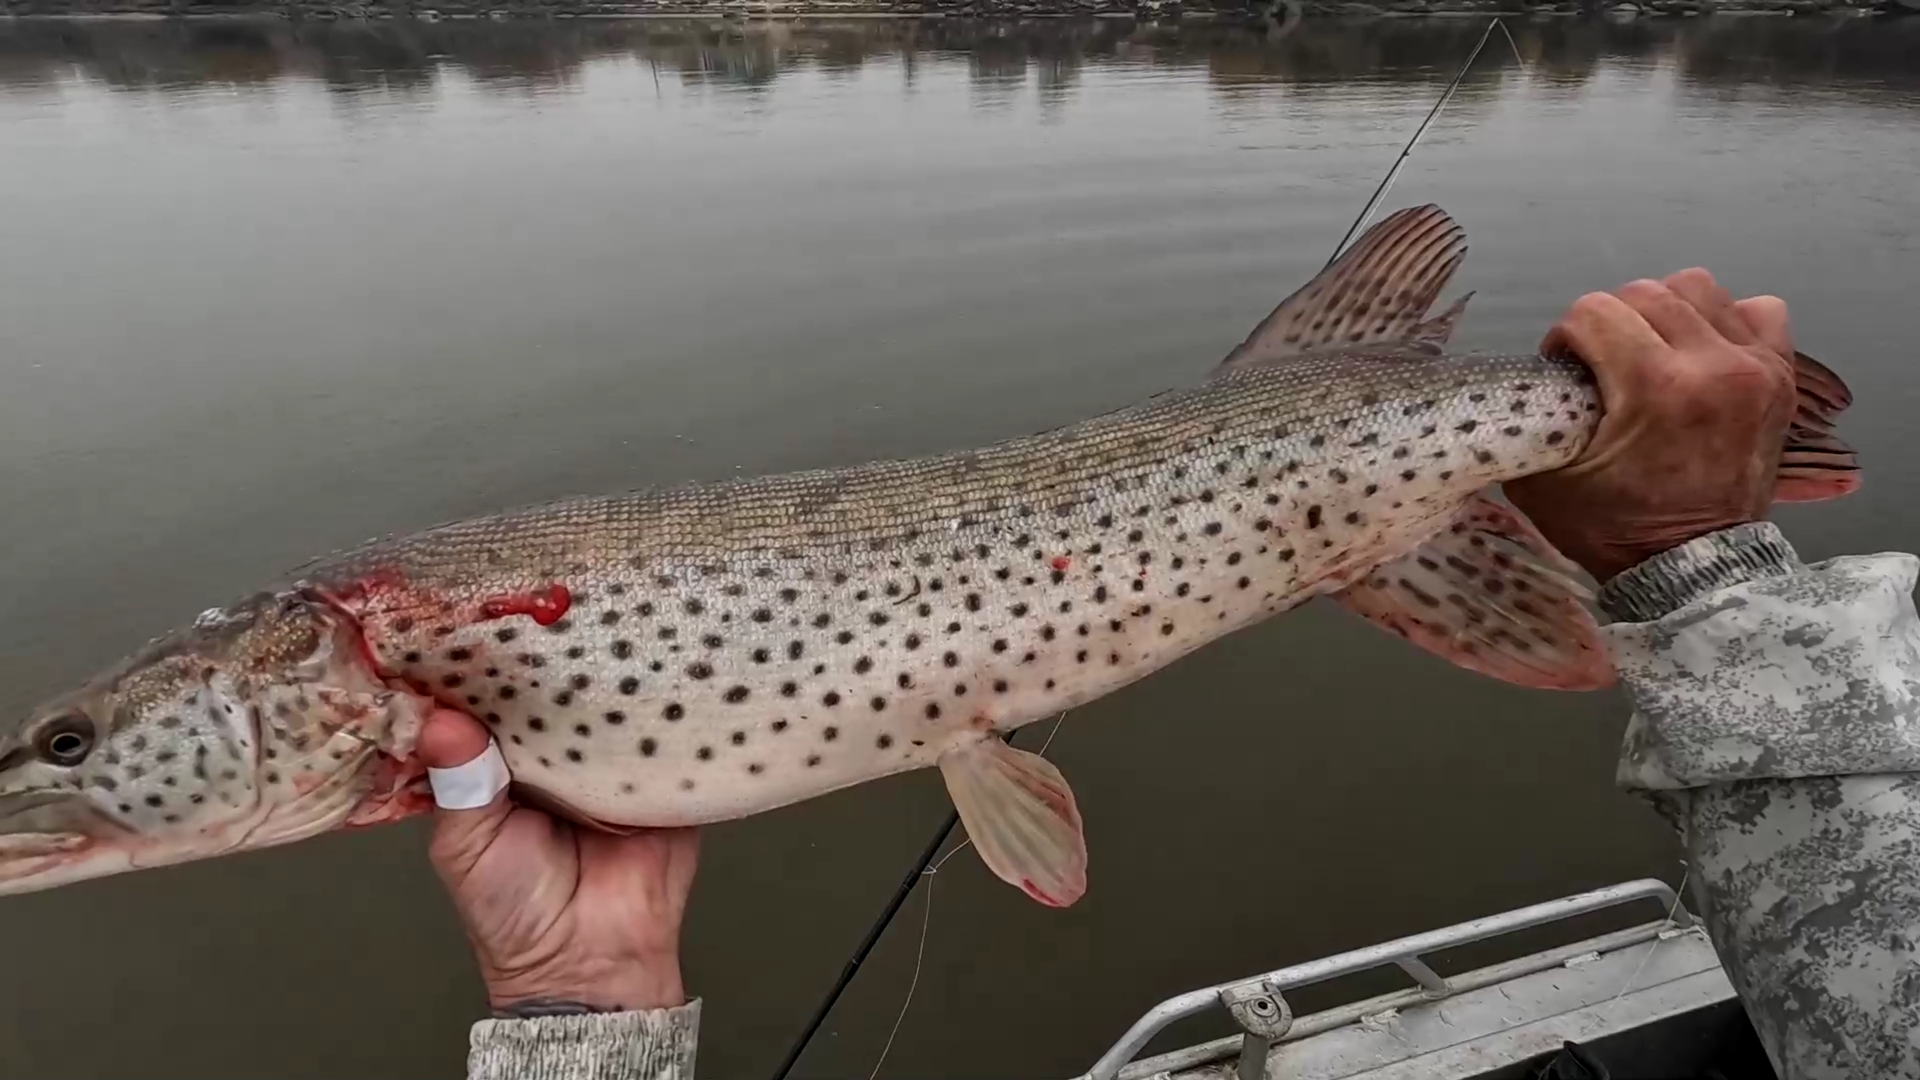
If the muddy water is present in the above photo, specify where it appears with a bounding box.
[0,14,1916,1078]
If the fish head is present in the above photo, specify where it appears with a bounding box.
[0,590,433,895]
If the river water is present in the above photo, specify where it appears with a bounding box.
[1,13,1917,1078]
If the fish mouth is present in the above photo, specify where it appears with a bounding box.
[0,795,143,895]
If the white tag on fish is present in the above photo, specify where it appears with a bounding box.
[427,741,511,811]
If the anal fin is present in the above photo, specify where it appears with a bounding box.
[1332,493,1614,691]
[938,738,1087,908]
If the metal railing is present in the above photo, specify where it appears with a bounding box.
[1070,878,1694,1080]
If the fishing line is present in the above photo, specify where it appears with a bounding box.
[867,872,935,1080]
[776,25,1522,1079]
[770,713,1066,1080]
[1604,865,1691,1017]
[1326,17,1519,268]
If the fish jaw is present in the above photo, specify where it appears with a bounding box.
[0,591,436,897]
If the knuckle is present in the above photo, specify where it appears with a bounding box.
[1663,266,1716,291]
[1615,279,1671,307]
[1566,291,1618,322]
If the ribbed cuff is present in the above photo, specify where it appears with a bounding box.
[1599,522,1803,623]
[468,999,701,1080]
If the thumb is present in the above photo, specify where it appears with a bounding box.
[420,709,513,876]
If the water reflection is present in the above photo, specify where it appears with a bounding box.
[2,15,1917,103]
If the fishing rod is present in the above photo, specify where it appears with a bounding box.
[768,22,1515,1080]
[1326,16,1512,268]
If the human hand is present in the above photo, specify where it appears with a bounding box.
[1505,268,1799,583]
[420,709,699,1015]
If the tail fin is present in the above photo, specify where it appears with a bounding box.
[1775,349,1860,503]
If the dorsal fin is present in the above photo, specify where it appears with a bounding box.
[1218,204,1471,373]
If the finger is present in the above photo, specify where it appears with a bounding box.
[1540,290,1668,408]
[420,709,513,874]
[1615,278,1724,350]
[1661,268,1754,347]
[1733,295,1795,361]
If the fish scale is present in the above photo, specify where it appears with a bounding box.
[0,204,1858,903]
[327,349,1598,826]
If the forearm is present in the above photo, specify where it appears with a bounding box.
[1602,523,1920,1080]
[467,1000,702,1080]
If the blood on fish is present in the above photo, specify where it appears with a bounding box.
[480,584,572,626]
[1050,556,1072,572]
[343,756,432,828]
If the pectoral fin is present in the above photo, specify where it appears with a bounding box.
[938,738,1087,908]
[1332,492,1613,691]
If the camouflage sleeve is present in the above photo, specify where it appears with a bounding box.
[1599,522,1920,1080]
[465,999,701,1080]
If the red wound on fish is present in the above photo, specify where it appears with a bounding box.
[480,584,573,626]
[1050,556,1072,572]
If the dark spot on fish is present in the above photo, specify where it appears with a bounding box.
[1306,506,1323,529]
[823,691,841,707]
[1345,511,1362,525]
[696,746,713,761]
[664,703,684,721]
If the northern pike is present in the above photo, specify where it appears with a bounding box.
[0,206,1858,905]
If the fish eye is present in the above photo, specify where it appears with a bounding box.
[33,717,94,767]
